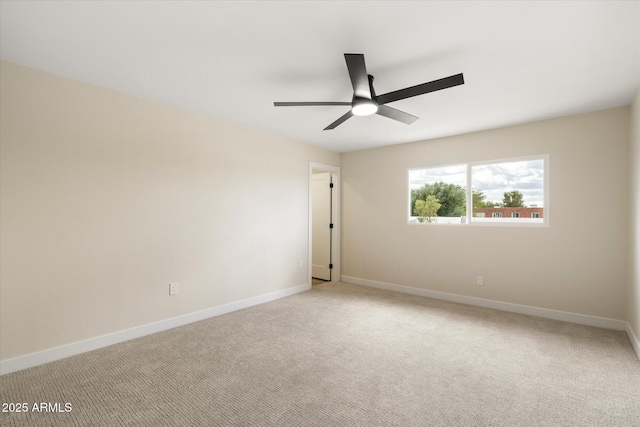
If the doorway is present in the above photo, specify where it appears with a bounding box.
[309,162,340,286]
[312,171,332,281]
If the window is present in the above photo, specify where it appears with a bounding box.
[471,157,545,224]
[409,155,547,226]
[409,165,467,224]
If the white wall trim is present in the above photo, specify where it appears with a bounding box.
[0,283,310,375]
[626,322,640,361]
[342,276,627,331]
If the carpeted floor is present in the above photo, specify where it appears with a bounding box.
[1,282,639,426]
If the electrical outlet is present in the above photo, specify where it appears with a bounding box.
[169,282,179,295]
[476,276,484,286]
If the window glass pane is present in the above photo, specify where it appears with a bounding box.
[471,159,545,223]
[409,165,467,224]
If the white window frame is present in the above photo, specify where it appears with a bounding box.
[409,154,549,227]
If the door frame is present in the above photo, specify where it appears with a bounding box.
[309,162,340,285]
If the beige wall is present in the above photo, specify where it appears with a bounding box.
[1,58,635,364]
[0,61,340,360]
[629,90,640,339]
[342,108,630,320]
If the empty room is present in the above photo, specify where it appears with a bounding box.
[1,1,639,426]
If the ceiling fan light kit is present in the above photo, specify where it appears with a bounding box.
[274,53,464,130]
[351,98,378,116]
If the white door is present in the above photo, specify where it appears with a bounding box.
[312,172,331,280]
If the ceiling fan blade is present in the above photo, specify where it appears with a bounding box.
[324,110,354,130]
[274,102,351,106]
[376,73,464,105]
[344,54,372,99]
[376,105,419,125]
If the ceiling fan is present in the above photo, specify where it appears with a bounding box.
[274,53,464,130]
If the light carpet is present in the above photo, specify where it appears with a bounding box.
[1,282,639,426]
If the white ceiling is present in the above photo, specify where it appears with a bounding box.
[1,1,639,153]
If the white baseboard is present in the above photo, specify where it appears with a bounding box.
[626,322,640,361]
[342,276,628,331]
[0,283,310,375]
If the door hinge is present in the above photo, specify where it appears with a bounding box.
[329,223,334,229]
[329,264,333,269]
[329,183,334,188]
